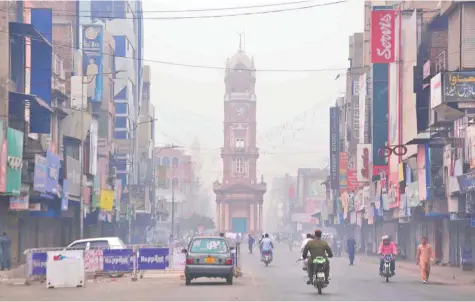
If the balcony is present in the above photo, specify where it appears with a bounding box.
[51,53,67,98]
[220,146,259,158]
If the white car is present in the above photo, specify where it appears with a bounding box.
[65,237,126,251]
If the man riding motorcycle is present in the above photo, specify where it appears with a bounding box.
[302,230,333,285]
[378,235,397,276]
[259,233,274,261]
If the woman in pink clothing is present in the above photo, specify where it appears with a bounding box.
[378,235,397,275]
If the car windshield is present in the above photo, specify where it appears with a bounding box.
[190,238,229,254]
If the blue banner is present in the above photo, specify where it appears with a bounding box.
[103,249,133,272]
[82,25,104,102]
[137,248,169,270]
[33,155,47,192]
[61,180,69,211]
[31,252,47,276]
[45,151,60,195]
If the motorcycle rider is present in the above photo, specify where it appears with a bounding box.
[302,230,333,285]
[378,235,397,276]
[259,233,274,261]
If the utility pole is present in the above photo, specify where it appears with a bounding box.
[79,70,124,239]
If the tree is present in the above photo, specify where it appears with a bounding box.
[180,213,215,232]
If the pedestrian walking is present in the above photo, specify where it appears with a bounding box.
[416,236,434,283]
[347,236,356,265]
[248,234,255,254]
[0,232,11,270]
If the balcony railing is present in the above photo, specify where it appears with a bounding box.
[52,53,67,96]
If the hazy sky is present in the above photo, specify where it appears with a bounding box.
[143,0,364,190]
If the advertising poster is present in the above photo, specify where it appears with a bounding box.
[82,25,103,102]
[33,155,46,192]
[339,152,348,191]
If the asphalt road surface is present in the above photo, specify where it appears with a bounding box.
[1,243,474,300]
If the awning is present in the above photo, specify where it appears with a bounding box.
[9,22,52,47]
[9,92,52,113]
[9,91,52,133]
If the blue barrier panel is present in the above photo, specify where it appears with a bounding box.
[31,252,47,276]
[137,248,169,270]
[103,249,133,272]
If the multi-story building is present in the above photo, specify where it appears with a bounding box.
[213,44,267,234]
[155,147,193,232]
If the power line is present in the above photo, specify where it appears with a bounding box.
[12,1,347,20]
[5,31,348,73]
[35,0,323,14]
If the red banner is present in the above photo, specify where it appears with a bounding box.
[347,169,358,192]
[371,10,396,63]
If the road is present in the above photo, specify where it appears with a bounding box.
[1,243,474,300]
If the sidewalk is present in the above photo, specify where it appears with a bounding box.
[359,255,475,285]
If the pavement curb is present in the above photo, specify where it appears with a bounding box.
[359,256,475,285]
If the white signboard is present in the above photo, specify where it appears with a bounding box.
[70,76,87,109]
[430,72,442,109]
[89,120,98,175]
[359,74,367,144]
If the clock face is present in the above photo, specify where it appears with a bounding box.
[236,106,247,118]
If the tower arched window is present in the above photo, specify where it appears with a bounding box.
[234,158,244,173]
[162,157,170,168]
[172,157,179,169]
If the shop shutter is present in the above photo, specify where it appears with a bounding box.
[462,3,475,69]
[448,6,461,71]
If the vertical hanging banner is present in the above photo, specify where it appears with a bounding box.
[6,128,24,196]
[371,10,397,64]
[82,25,104,102]
[356,144,372,182]
[0,120,6,193]
[339,152,348,191]
[329,107,340,189]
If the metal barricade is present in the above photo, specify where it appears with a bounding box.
[24,246,138,284]
[128,244,181,280]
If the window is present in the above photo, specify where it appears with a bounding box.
[234,158,244,173]
[162,157,170,168]
[114,131,127,139]
[67,242,87,250]
[89,240,110,249]
[172,157,179,169]
[115,117,127,128]
[190,238,229,254]
[235,138,245,150]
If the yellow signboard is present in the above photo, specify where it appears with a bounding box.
[100,189,114,211]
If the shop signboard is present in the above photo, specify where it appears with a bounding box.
[443,72,475,102]
[45,151,60,195]
[61,180,69,211]
[82,25,103,102]
[10,194,29,210]
[371,9,396,64]
[5,128,24,196]
[100,189,114,211]
[33,155,47,192]
[457,171,475,194]
[66,156,81,198]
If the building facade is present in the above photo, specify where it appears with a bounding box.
[213,45,266,234]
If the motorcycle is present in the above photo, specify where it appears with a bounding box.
[312,257,328,294]
[381,254,395,282]
[262,250,272,266]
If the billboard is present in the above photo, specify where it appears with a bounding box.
[339,152,348,191]
[82,25,104,102]
[372,64,389,176]
[371,10,397,64]
[358,73,367,144]
[329,107,340,189]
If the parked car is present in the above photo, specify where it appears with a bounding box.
[183,236,234,285]
[65,237,126,251]
[65,237,127,278]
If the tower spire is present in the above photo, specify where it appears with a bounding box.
[239,33,242,51]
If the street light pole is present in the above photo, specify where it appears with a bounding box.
[79,70,124,239]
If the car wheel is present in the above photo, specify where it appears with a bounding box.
[185,278,191,285]
[226,275,233,285]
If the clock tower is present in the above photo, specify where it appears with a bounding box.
[213,44,267,234]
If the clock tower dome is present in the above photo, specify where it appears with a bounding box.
[213,44,266,234]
